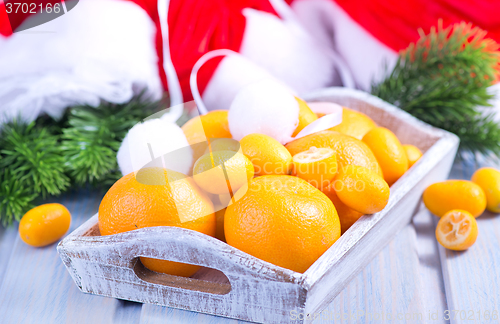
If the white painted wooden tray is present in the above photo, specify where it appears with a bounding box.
[57,88,459,324]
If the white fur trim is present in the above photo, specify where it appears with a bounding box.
[228,79,299,144]
[290,0,398,90]
[202,53,294,112]
[239,8,341,94]
[0,0,162,124]
[117,118,192,176]
[268,0,355,88]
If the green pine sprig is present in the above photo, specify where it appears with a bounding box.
[0,94,165,226]
[0,120,70,226]
[443,113,500,156]
[0,120,70,197]
[60,94,163,186]
[0,168,38,227]
[372,21,500,156]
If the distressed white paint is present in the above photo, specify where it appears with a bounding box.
[57,88,459,323]
[437,157,500,324]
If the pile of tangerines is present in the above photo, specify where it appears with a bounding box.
[19,98,500,276]
[97,98,421,275]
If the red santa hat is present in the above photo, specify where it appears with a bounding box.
[1,0,499,124]
[287,0,500,90]
[0,0,163,123]
[0,0,349,123]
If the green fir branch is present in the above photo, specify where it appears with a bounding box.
[0,168,38,227]
[0,120,69,197]
[444,113,500,157]
[372,21,500,156]
[60,94,163,186]
[0,120,69,226]
[0,94,166,226]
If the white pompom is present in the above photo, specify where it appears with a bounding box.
[117,119,192,175]
[228,79,299,144]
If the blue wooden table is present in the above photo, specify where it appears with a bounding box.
[1,158,499,324]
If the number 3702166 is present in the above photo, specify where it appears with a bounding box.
[5,2,63,14]
[444,309,498,321]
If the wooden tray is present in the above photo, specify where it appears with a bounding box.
[57,88,459,323]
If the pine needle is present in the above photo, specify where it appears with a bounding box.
[372,21,500,156]
[0,121,69,226]
[0,168,38,226]
[60,94,163,186]
[0,94,166,226]
[0,120,69,197]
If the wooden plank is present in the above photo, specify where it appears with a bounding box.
[139,304,250,324]
[438,210,500,324]
[436,157,500,324]
[437,157,500,324]
[113,300,144,324]
[310,224,426,323]
[0,223,17,287]
[0,190,142,324]
[412,203,448,322]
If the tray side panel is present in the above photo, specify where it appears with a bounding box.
[58,224,308,323]
[71,260,305,323]
[304,88,443,152]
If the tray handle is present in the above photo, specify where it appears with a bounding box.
[59,214,302,291]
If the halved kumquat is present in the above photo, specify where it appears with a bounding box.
[292,146,337,190]
[436,210,478,251]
